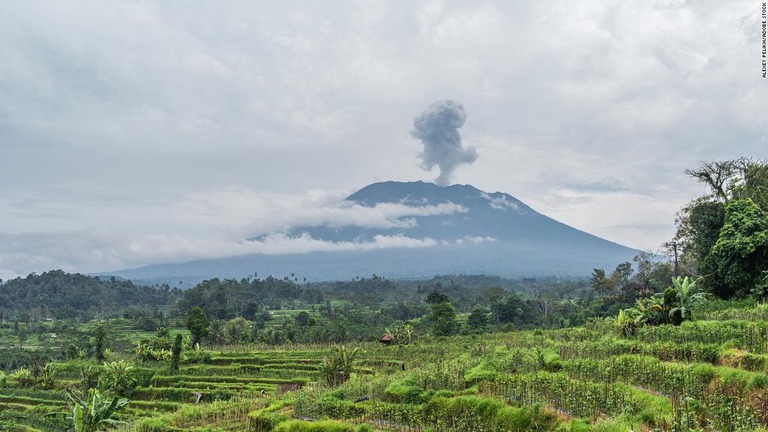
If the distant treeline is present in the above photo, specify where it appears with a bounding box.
[0,270,592,327]
[0,270,182,321]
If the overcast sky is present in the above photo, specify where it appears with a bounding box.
[1,0,765,280]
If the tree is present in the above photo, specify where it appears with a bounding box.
[170,334,183,373]
[427,301,459,337]
[186,307,210,347]
[400,323,416,344]
[425,290,451,305]
[295,311,313,327]
[467,307,489,333]
[708,199,768,298]
[224,317,252,344]
[591,262,634,298]
[674,158,768,284]
[675,197,725,277]
[611,262,633,292]
[684,159,741,203]
[684,158,768,206]
[93,325,107,364]
[590,269,613,294]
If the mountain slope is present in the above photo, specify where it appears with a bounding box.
[107,181,640,284]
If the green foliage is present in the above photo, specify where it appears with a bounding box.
[425,290,451,305]
[491,292,545,327]
[671,276,706,320]
[186,307,210,348]
[12,367,35,388]
[464,360,498,385]
[93,325,107,364]
[466,307,489,332]
[676,159,768,299]
[170,334,183,372]
[383,375,426,403]
[103,360,136,397]
[592,255,671,302]
[248,409,289,432]
[615,308,641,337]
[0,270,181,321]
[426,301,459,337]
[273,420,372,432]
[709,199,768,298]
[14,269,768,431]
[423,396,559,431]
[320,346,359,387]
[223,317,252,344]
[538,349,562,372]
[66,387,129,432]
[174,276,323,320]
[135,338,172,363]
[616,276,707,335]
[590,268,614,294]
[37,363,57,390]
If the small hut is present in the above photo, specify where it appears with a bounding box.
[378,334,394,345]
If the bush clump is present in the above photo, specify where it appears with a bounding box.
[273,420,372,432]
[424,396,559,431]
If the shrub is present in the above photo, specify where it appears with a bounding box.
[273,420,372,432]
[314,395,368,420]
[134,415,184,432]
[464,360,498,385]
[539,349,563,372]
[12,367,35,388]
[319,346,359,387]
[383,376,425,404]
[103,360,137,397]
[424,396,559,431]
[248,410,289,432]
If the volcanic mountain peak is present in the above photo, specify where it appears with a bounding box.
[105,180,640,284]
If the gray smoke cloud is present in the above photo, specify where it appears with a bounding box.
[411,100,478,186]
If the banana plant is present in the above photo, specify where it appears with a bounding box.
[319,345,360,387]
[671,276,706,321]
[66,387,128,432]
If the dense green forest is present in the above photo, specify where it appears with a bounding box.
[0,270,182,322]
[672,158,768,298]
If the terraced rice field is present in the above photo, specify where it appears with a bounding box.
[4,319,768,431]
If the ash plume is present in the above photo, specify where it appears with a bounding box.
[411,100,478,186]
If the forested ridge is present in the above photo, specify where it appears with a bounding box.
[0,270,181,321]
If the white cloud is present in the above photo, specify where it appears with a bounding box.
[0,229,440,277]
[0,186,464,276]
[174,186,468,236]
[481,193,521,212]
[455,236,497,245]
[242,201,467,235]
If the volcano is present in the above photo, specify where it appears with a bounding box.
[106,181,640,284]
